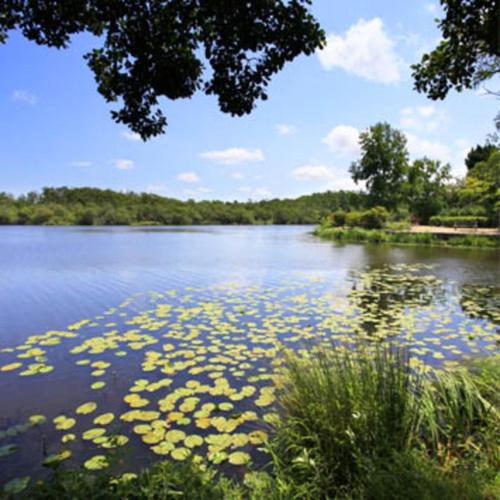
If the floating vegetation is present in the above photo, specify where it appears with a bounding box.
[0,264,498,489]
[42,450,71,466]
[84,455,109,471]
[76,402,97,415]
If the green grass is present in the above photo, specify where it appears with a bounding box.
[16,350,499,499]
[314,226,500,248]
[265,347,499,499]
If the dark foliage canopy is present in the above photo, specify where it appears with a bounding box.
[465,144,499,170]
[0,1,324,139]
[0,187,367,226]
[412,0,499,99]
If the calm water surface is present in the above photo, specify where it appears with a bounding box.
[0,226,498,486]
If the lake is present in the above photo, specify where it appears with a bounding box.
[0,226,498,485]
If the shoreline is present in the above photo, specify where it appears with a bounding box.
[314,226,500,249]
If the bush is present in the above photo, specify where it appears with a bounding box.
[358,206,389,229]
[429,215,489,227]
[327,209,347,227]
[327,207,390,229]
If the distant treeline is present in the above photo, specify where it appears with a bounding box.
[0,187,367,226]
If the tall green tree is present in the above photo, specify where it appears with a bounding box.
[349,123,409,210]
[465,144,499,170]
[0,1,324,139]
[412,0,499,100]
[405,158,451,223]
[454,150,500,224]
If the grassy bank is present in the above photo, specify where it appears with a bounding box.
[314,226,500,248]
[11,349,498,499]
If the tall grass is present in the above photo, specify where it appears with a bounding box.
[267,347,499,499]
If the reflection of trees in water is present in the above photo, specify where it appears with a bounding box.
[460,284,500,325]
[347,266,444,338]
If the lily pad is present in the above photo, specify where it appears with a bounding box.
[93,413,114,426]
[84,455,109,470]
[228,451,251,466]
[43,449,71,466]
[76,402,97,415]
[0,444,18,457]
[2,476,30,495]
[171,447,191,461]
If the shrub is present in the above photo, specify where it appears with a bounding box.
[328,207,390,229]
[358,206,390,229]
[327,209,347,227]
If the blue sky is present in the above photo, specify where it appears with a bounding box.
[0,0,497,201]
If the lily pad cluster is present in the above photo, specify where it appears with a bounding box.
[1,264,498,490]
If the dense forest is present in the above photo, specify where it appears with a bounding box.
[2,123,497,228]
[0,188,367,226]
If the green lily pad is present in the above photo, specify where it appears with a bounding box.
[43,450,71,466]
[76,402,97,415]
[93,413,114,426]
[228,451,251,466]
[184,435,203,448]
[0,444,18,457]
[2,476,30,495]
[171,447,191,461]
[84,455,109,470]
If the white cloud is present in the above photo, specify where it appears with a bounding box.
[292,164,358,191]
[292,165,335,181]
[318,18,402,84]
[399,105,446,132]
[199,147,264,165]
[113,159,134,170]
[406,133,451,162]
[275,124,297,136]
[177,171,200,183]
[12,89,37,105]
[121,130,142,142]
[70,161,92,167]
[322,125,360,156]
[231,172,245,179]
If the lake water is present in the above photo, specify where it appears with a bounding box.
[0,226,498,486]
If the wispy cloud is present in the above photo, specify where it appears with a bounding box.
[11,89,37,105]
[177,171,200,183]
[239,186,273,200]
[121,130,142,142]
[70,160,92,167]
[113,159,134,170]
[318,18,402,84]
[399,105,447,132]
[275,124,298,136]
[199,147,264,165]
